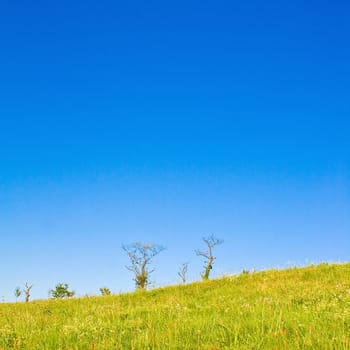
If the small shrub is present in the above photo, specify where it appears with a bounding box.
[49,283,75,299]
[99,287,111,296]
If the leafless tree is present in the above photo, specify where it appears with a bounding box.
[178,262,189,284]
[23,282,33,302]
[123,242,165,290]
[196,235,223,280]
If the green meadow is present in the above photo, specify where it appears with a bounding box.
[0,263,349,349]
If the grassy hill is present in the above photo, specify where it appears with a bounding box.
[0,263,349,349]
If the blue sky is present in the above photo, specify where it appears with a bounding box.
[0,0,349,301]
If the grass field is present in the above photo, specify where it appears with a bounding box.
[0,263,349,349]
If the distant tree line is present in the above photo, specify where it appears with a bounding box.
[12,235,223,302]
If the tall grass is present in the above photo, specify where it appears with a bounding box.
[0,263,349,349]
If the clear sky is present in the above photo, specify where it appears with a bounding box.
[0,0,349,301]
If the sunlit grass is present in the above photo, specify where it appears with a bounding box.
[0,263,349,349]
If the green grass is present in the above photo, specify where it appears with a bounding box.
[1,263,349,349]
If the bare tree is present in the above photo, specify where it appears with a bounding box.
[178,262,189,284]
[123,242,165,290]
[196,235,223,280]
[23,283,33,302]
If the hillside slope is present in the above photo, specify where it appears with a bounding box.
[0,263,349,349]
